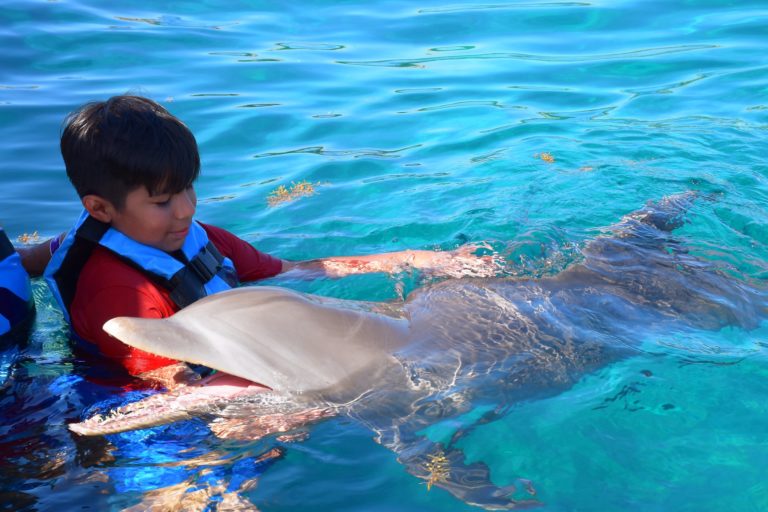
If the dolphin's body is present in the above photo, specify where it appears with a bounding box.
[69,194,766,509]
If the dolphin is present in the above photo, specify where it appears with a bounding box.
[68,193,767,510]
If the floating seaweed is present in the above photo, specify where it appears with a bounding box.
[16,231,39,244]
[534,152,555,163]
[423,447,451,491]
[267,180,321,207]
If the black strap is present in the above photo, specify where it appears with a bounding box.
[52,217,111,312]
[167,242,227,308]
[76,215,112,244]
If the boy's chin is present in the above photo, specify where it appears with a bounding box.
[160,229,191,252]
[165,241,186,253]
[153,238,187,253]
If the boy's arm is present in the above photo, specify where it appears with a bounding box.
[202,223,497,281]
[281,244,499,279]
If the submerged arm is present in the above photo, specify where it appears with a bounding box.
[15,236,59,277]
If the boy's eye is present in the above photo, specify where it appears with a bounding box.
[153,196,172,206]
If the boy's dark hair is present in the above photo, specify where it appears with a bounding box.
[60,95,200,210]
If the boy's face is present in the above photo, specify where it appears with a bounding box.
[108,185,197,252]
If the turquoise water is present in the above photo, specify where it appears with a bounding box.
[2,0,768,510]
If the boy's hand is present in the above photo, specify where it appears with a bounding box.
[417,243,501,278]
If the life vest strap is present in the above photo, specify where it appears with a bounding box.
[168,242,227,308]
[50,216,109,311]
[77,215,111,243]
[190,243,222,282]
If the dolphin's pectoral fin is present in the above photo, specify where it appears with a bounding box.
[398,441,541,510]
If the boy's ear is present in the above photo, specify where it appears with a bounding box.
[82,195,116,223]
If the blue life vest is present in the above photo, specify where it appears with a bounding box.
[0,228,34,341]
[44,211,239,324]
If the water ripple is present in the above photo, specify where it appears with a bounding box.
[237,102,281,108]
[417,2,592,14]
[208,51,281,62]
[398,100,523,114]
[623,73,714,97]
[114,15,236,30]
[0,84,40,90]
[253,144,422,160]
[273,42,346,51]
[337,44,719,68]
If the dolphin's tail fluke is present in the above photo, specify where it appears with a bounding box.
[576,191,700,273]
[575,191,766,330]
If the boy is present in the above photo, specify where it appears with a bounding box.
[45,95,493,381]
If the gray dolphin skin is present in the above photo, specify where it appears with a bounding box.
[69,193,767,510]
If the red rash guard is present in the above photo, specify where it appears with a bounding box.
[70,223,283,376]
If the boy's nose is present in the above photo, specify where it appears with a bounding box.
[173,189,196,219]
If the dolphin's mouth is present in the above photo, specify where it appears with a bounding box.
[69,396,196,436]
[69,374,270,436]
